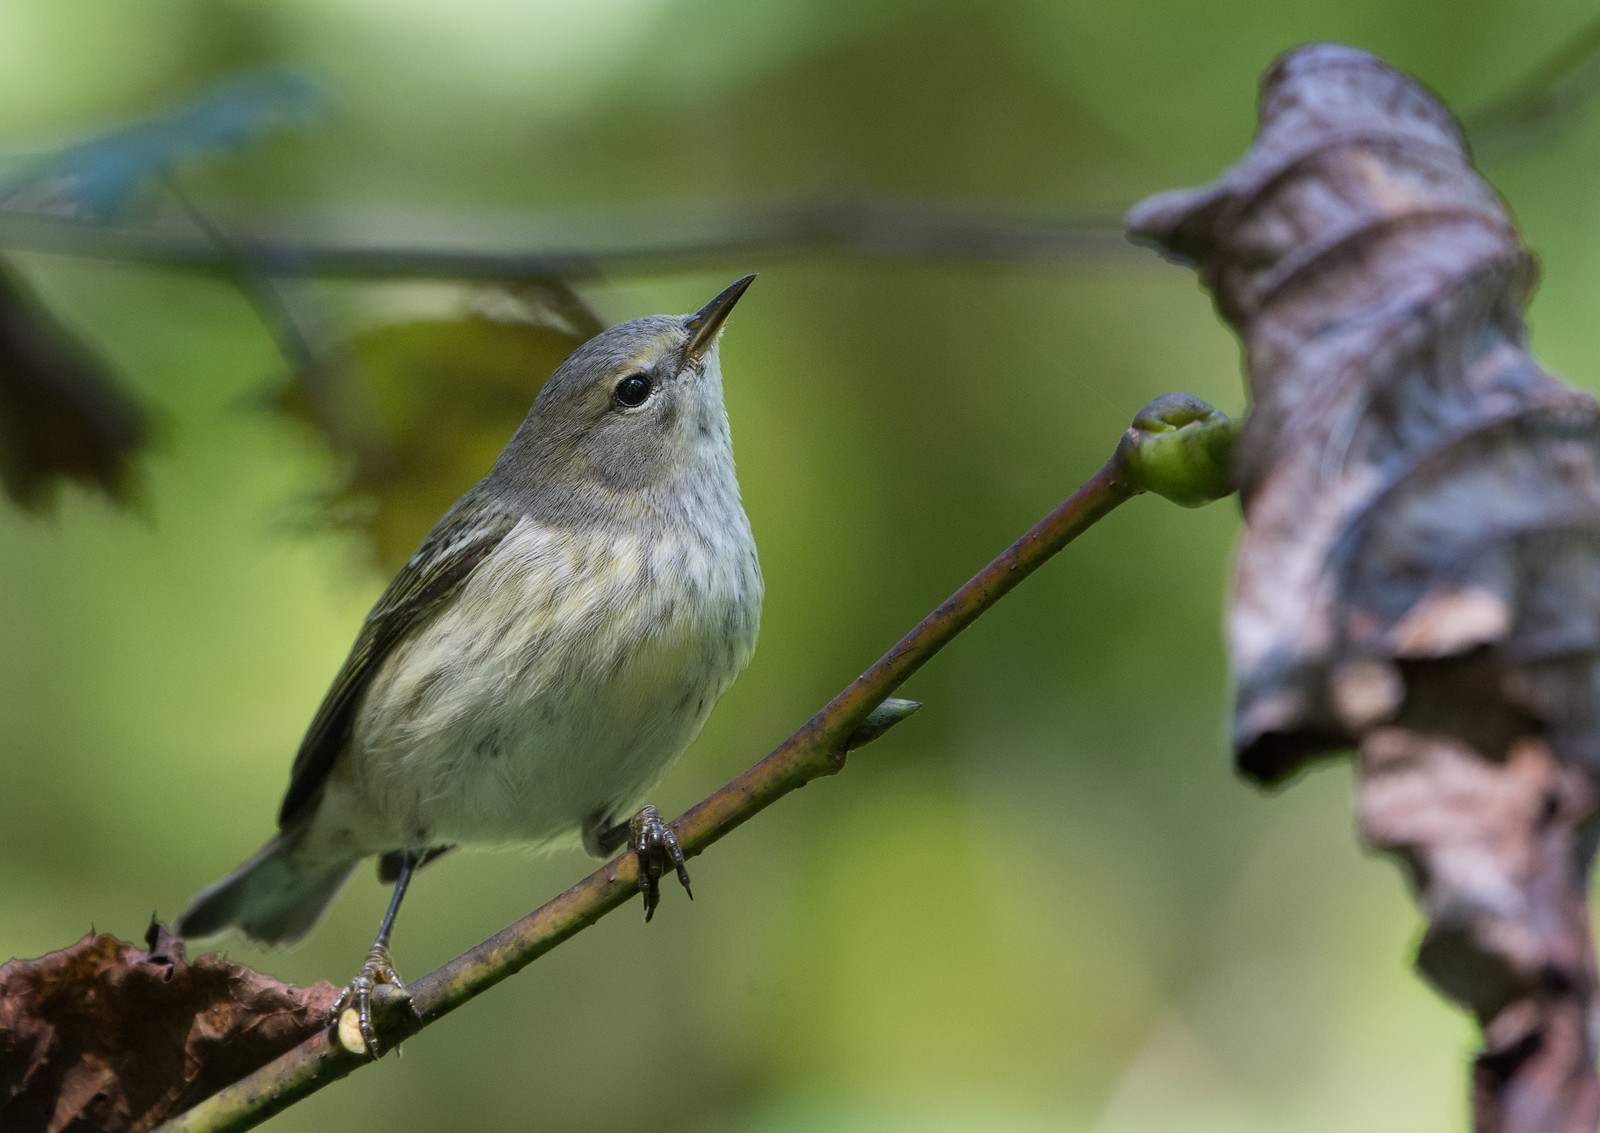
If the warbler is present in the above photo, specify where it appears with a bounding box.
[177,276,763,1054]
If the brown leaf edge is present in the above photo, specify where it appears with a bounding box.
[1130,43,1600,1132]
[0,920,337,1133]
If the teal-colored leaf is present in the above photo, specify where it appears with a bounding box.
[0,71,326,221]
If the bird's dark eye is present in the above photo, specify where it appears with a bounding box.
[614,373,653,408]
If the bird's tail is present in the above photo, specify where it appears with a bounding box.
[176,826,357,947]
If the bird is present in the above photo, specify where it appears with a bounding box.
[176,276,763,1055]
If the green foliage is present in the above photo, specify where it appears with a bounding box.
[4,1,1588,1131]
[276,300,589,570]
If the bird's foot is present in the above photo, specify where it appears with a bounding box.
[331,944,409,1057]
[630,805,691,922]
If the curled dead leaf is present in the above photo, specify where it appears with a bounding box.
[1130,44,1600,1132]
[0,921,337,1133]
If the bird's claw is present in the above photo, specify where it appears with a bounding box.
[629,805,691,922]
[331,944,409,1057]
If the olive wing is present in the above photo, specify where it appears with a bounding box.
[277,494,521,827]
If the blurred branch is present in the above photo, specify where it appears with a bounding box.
[1465,13,1600,161]
[165,181,394,469]
[149,394,1235,1133]
[0,194,1138,279]
[2,11,1598,281]
[0,15,1586,522]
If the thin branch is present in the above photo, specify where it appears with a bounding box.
[0,194,1138,281]
[1465,14,1600,161]
[153,395,1235,1133]
[163,181,393,468]
[3,15,1597,287]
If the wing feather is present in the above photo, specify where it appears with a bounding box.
[277,491,520,827]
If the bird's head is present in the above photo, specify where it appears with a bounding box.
[490,275,755,514]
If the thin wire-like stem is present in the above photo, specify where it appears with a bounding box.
[154,450,1139,1133]
[1464,13,1600,161]
[162,181,394,468]
[0,194,1137,280]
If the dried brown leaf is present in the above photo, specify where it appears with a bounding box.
[1130,44,1600,1132]
[0,921,337,1133]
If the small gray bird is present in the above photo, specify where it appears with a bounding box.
[177,276,762,1053]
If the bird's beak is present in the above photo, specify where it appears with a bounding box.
[683,274,756,362]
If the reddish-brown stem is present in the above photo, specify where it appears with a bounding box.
[156,450,1143,1133]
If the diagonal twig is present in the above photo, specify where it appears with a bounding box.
[1465,13,1600,161]
[152,393,1237,1133]
[163,180,393,470]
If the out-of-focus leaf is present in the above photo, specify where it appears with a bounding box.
[1131,45,1600,1128]
[0,262,147,511]
[277,285,597,571]
[0,71,324,221]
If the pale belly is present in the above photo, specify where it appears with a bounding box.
[319,518,761,856]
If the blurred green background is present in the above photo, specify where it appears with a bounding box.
[5,0,1600,1129]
